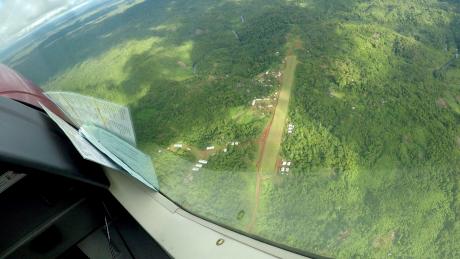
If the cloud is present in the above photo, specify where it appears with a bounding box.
[0,0,87,46]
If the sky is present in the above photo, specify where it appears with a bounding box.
[0,0,89,47]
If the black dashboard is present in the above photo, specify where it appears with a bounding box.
[0,97,170,259]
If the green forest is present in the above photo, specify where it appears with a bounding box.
[4,0,460,258]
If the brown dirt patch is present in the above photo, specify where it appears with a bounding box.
[177,61,187,68]
[436,98,448,108]
[372,231,396,249]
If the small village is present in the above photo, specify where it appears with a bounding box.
[192,159,208,172]
[164,140,243,173]
[251,69,283,114]
[278,160,293,176]
[161,62,293,178]
[287,123,295,134]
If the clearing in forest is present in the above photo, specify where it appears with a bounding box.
[258,55,298,176]
[247,52,298,233]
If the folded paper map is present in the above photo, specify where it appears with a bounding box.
[45,92,137,145]
[41,93,158,191]
[80,124,159,190]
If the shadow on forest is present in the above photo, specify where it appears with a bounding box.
[118,0,363,146]
[8,0,171,84]
[9,0,459,156]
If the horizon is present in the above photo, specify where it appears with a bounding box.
[0,0,91,51]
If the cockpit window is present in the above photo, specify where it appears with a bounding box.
[1,0,460,257]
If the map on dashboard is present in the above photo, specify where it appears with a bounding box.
[45,91,137,146]
[40,103,120,171]
[80,124,158,190]
[40,95,158,191]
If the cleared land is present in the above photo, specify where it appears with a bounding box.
[258,55,298,175]
[247,54,298,232]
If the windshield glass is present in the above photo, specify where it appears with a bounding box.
[2,0,460,257]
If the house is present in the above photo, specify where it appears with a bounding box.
[174,144,183,148]
[206,146,215,150]
[195,164,203,168]
[288,123,295,134]
[198,160,208,164]
[192,167,200,172]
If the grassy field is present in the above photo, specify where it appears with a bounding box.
[44,37,194,104]
[259,55,298,175]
